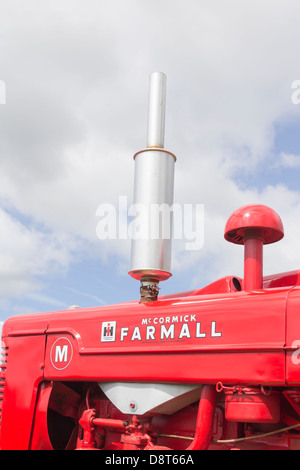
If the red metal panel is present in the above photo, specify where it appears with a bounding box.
[0,334,46,449]
[285,287,300,385]
[263,270,300,289]
[43,289,287,385]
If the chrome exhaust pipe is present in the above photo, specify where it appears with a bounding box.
[129,72,176,302]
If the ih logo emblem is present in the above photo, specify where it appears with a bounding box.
[101,321,116,342]
[50,337,73,370]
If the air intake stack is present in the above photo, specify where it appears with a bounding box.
[224,204,284,290]
[129,72,176,302]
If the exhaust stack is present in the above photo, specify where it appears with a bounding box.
[129,72,176,302]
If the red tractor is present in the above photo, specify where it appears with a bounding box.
[1,73,300,451]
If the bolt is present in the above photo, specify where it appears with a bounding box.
[129,401,137,411]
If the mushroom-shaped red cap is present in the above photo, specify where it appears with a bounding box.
[224,204,284,245]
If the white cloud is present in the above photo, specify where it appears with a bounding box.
[276,152,300,168]
[0,0,300,306]
[0,208,79,297]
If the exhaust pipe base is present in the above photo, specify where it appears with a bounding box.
[139,279,160,303]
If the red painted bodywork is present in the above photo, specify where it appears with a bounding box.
[1,271,300,450]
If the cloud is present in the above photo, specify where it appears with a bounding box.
[0,207,81,297]
[0,0,300,310]
[275,152,300,168]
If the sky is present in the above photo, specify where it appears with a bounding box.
[0,0,300,323]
